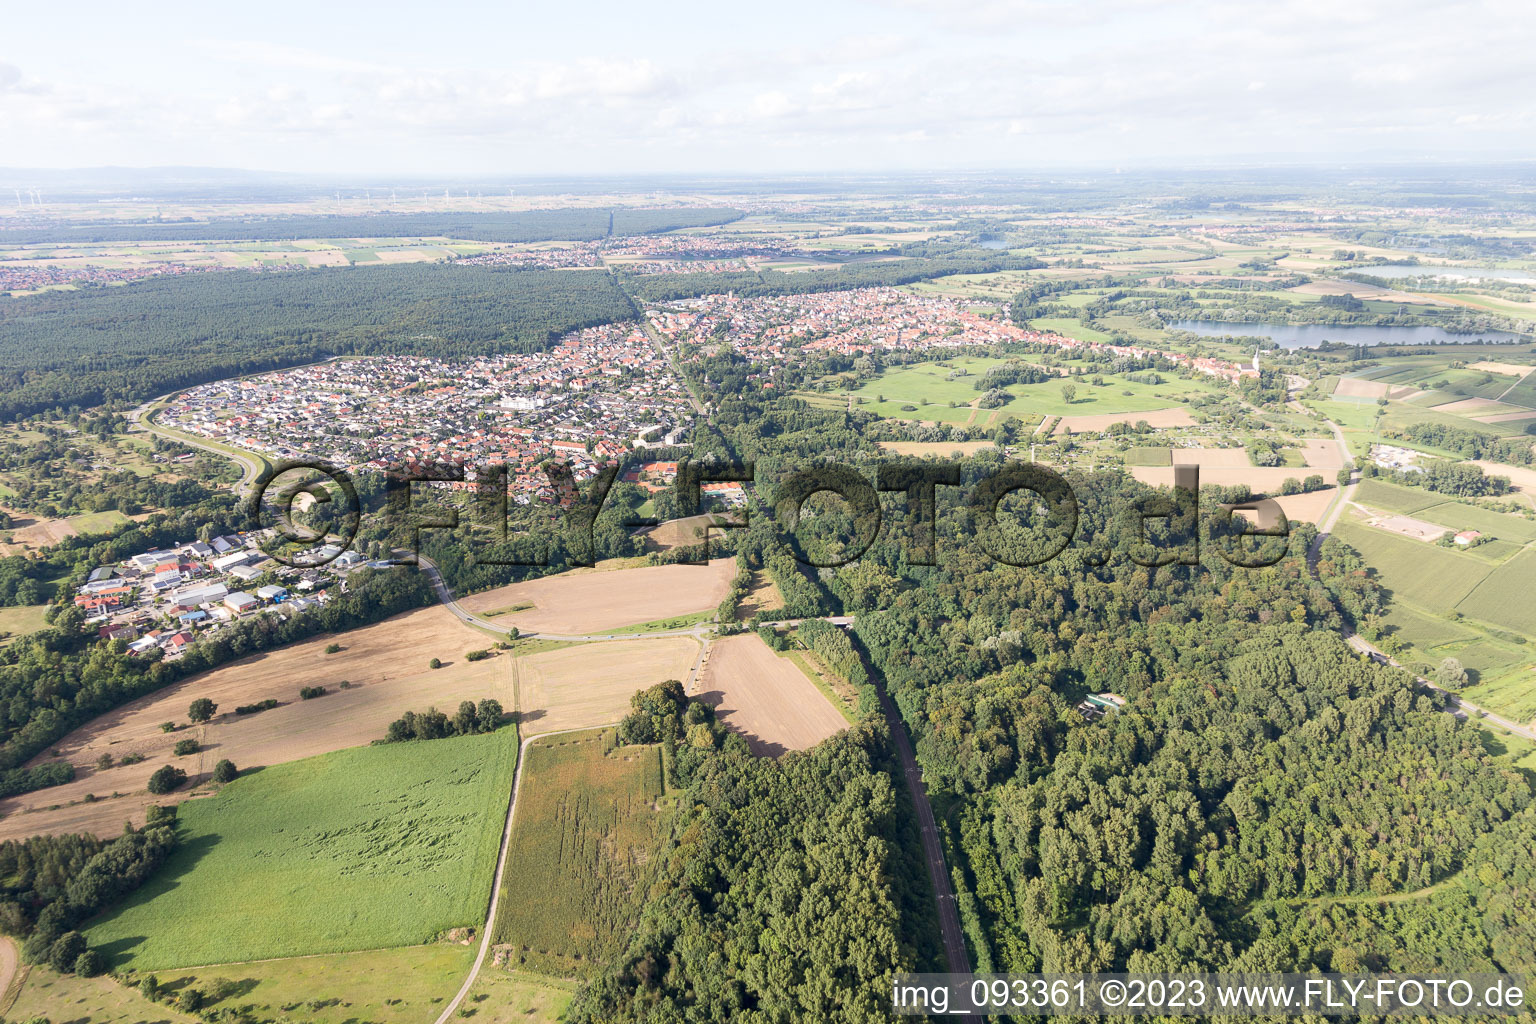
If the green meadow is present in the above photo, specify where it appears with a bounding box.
[87,730,518,969]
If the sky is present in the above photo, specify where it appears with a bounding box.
[2,0,1534,176]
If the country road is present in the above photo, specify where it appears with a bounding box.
[1295,414,1535,740]
[0,937,20,1015]
[1345,633,1536,741]
[432,725,595,1024]
[872,673,980,1023]
[130,394,265,502]
[1305,411,1357,568]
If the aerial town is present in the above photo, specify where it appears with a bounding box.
[161,321,696,500]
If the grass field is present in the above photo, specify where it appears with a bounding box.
[1032,317,1115,343]
[1354,478,1450,515]
[462,969,580,1023]
[7,963,202,1024]
[86,731,518,969]
[1123,446,1173,467]
[1411,501,1536,544]
[0,603,49,647]
[491,729,665,978]
[164,944,476,1024]
[822,355,1213,425]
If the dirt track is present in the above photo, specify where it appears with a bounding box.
[697,635,846,756]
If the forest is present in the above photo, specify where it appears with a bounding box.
[623,253,1040,302]
[0,264,638,419]
[0,207,743,245]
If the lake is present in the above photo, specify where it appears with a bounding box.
[1349,263,1536,283]
[1168,320,1528,349]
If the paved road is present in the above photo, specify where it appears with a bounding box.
[130,394,265,501]
[1345,633,1536,740]
[640,318,706,415]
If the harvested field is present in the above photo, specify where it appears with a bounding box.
[1334,377,1391,399]
[461,559,734,634]
[736,570,784,620]
[1300,438,1346,469]
[1054,407,1195,434]
[1172,447,1249,467]
[637,514,733,551]
[0,605,507,840]
[1268,489,1336,524]
[517,636,700,736]
[1131,465,1315,493]
[1473,409,1536,423]
[1472,460,1536,493]
[1469,361,1534,376]
[697,634,847,756]
[878,440,998,457]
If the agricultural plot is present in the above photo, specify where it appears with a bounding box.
[0,605,509,841]
[490,730,665,977]
[1332,518,1491,610]
[1122,446,1172,467]
[516,635,700,735]
[1354,478,1447,514]
[169,944,477,1024]
[698,634,848,756]
[1412,501,1536,545]
[460,559,734,634]
[1454,547,1536,635]
[85,730,518,969]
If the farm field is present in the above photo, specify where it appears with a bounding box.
[1332,517,1491,609]
[878,439,998,457]
[697,634,848,756]
[167,944,477,1024]
[490,729,665,977]
[460,558,735,634]
[1412,501,1536,545]
[6,962,202,1024]
[1454,547,1536,635]
[516,635,698,735]
[1354,478,1447,515]
[0,605,510,840]
[85,730,518,969]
